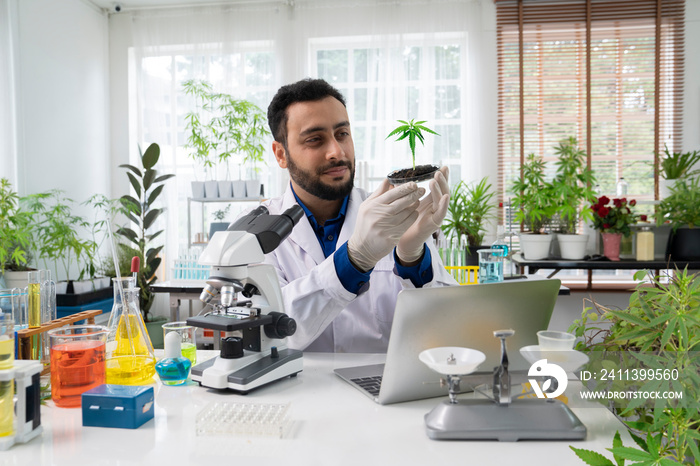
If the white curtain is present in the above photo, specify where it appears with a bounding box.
[0,0,17,184]
[126,0,489,279]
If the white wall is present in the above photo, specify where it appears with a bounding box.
[9,0,110,280]
[14,0,109,202]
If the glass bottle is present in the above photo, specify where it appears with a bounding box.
[491,225,509,257]
[156,331,191,386]
[105,277,156,385]
[616,177,629,197]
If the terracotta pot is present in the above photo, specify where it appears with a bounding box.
[601,232,623,261]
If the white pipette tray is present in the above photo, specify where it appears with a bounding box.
[195,402,291,438]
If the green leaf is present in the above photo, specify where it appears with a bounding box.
[569,446,616,466]
[608,446,653,462]
[143,209,161,230]
[126,172,141,197]
[143,169,156,191]
[153,174,175,184]
[612,431,625,466]
[142,142,160,170]
[118,164,142,177]
[146,184,164,207]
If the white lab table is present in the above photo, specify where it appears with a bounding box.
[8,352,628,466]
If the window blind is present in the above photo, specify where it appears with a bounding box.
[495,0,685,227]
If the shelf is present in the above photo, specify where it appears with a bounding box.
[186,197,263,249]
[189,197,262,202]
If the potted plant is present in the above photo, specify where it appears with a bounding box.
[218,95,270,198]
[385,119,440,184]
[551,137,597,260]
[655,177,700,260]
[590,196,638,261]
[183,80,270,199]
[568,269,699,465]
[209,204,231,240]
[83,194,120,290]
[441,177,497,265]
[116,142,174,330]
[658,145,700,198]
[511,153,557,259]
[23,189,98,293]
[0,178,36,289]
[183,79,217,198]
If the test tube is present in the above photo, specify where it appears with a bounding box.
[27,271,41,360]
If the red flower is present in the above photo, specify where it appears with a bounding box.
[629,199,636,207]
[603,223,610,229]
[640,214,647,221]
[591,203,599,212]
[613,198,622,208]
[598,206,610,218]
[599,196,610,205]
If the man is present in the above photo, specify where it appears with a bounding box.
[261,78,457,352]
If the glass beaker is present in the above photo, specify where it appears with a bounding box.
[105,277,156,385]
[477,249,504,284]
[162,321,197,365]
[48,325,108,408]
[0,314,14,370]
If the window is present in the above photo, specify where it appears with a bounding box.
[496,0,684,216]
[310,33,468,190]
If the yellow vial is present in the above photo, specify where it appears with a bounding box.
[636,227,654,261]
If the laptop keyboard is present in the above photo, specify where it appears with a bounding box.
[351,376,382,397]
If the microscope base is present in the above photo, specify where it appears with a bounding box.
[425,398,586,442]
[192,348,303,393]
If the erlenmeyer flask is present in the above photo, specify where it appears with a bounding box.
[105,277,156,385]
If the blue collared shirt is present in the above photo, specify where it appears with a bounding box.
[291,185,433,293]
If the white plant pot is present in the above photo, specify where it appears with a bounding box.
[191,181,205,199]
[659,178,675,200]
[72,279,95,294]
[245,180,261,198]
[1,270,31,290]
[556,233,589,260]
[518,233,554,260]
[94,276,111,290]
[217,181,233,198]
[204,181,219,198]
[232,180,246,198]
[55,281,69,294]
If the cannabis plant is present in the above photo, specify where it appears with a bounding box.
[386,119,439,170]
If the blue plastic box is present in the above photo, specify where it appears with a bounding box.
[82,384,154,429]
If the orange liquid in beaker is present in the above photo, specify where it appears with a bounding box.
[50,340,106,408]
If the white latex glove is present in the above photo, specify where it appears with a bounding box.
[347,180,425,272]
[396,166,450,265]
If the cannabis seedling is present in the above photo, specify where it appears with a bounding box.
[386,119,439,170]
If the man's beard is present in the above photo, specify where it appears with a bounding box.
[286,152,355,201]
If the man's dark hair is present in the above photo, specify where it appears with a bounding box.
[267,78,346,144]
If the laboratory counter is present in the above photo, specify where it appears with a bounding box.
[8,351,628,466]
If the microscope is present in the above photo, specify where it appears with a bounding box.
[187,205,304,393]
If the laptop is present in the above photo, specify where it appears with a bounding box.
[334,278,560,405]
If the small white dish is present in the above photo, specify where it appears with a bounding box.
[419,347,486,375]
[519,345,590,373]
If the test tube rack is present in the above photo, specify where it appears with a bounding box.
[15,309,102,375]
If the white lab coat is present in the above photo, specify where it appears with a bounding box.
[259,185,458,353]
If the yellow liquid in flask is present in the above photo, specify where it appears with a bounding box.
[105,314,156,385]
